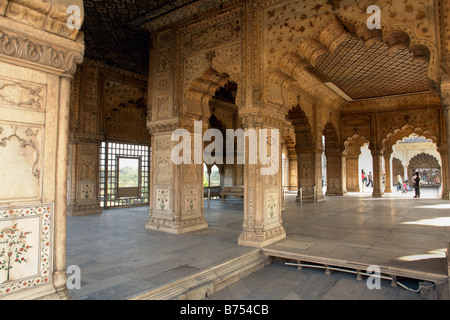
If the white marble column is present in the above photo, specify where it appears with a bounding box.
[404,165,409,182]
[146,119,208,234]
[238,113,286,248]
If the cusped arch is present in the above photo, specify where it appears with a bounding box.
[323,120,339,153]
[286,104,314,151]
[343,134,370,157]
[383,125,439,155]
[268,11,439,106]
[409,153,441,169]
[184,67,237,120]
[334,8,439,82]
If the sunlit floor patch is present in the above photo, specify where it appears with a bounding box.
[396,249,447,262]
[401,217,450,227]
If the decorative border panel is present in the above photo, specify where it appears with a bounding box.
[0,204,53,297]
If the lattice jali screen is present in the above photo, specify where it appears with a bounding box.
[99,141,151,208]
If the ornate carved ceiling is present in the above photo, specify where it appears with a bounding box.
[82,0,195,75]
[314,34,431,100]
[82,0,238,75]
[83,0,436,103]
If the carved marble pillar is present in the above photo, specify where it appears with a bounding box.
[341,154,347,194]
[238,113,286,248]
[297,151,316,200]
[67,64,103,216]
[325,150,344,196]
[0,0,84,300]
[439,8,450,199]
[145,119,208,234]
[439,145,449,200]
[371,147,384,198]
[384,153,393,193]
[315,150,325,200]
[346,156,360,192]
[440,85,450,200]
[287,148,298,191]
[403,165,409,182]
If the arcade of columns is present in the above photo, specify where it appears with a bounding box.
[0,0,450,300]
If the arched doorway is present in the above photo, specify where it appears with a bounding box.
[359,143,374,192]
[322,121,342,196]
[343,135,370,193]
[385,128,445,199]
[286,105,317,200]
[408,153,441,188]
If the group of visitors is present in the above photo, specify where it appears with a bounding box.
[361,170,373,188]
[362,170,421,198]
[396,175,410,193]
[396,173,421,198]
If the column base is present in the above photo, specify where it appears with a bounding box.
[316,194,325,202]
[67,203,102,216]
[145,216,208,234]
[325,191,344,196]
[372,191,383,198]
[238,226,286,248]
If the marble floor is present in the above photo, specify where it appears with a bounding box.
[66,191,449,300]
[66,200,254,300]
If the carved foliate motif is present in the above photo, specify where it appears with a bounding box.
[183,18,241,56]
[0,29,83,74]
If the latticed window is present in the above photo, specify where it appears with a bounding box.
[99,141,151,208]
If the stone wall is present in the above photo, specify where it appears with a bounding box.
[67,59,149,216]
[0,0,84,300]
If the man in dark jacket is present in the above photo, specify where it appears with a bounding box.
[413,172,420,198]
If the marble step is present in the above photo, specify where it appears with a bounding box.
[262,247,449,285]
[128,249,270,300]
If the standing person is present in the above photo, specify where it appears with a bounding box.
[397,175,403,192]
[366,172,373,187]
[413,172,421,198]
[361,170,367,191]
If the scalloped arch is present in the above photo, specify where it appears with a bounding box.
[343,134,370,156]
[383,125,439,154]
[269,12,440,100]
[184,67,238,120]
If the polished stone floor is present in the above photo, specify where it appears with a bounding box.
[66,189,449,300]
[66,200,254,300]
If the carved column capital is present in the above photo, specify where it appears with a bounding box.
[239,111,264,129]
[0,22,84,75]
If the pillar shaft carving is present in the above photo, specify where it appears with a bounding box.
[370,147,384,198]
[238,111,286,248]
[440,83,450,199]
[384,153,393,193]
[146,117,208,234]
[288,151,298,191]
